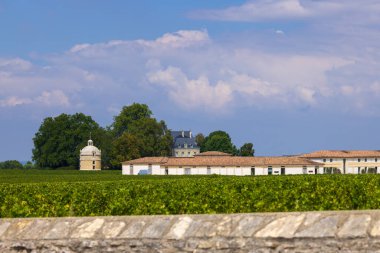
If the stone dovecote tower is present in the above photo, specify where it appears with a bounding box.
[80,139,101,170]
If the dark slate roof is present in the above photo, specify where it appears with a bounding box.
[171,130,199,149]
[171,130,192,139]
[173,137,199,149]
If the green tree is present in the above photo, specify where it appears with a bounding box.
[110,133,141,169]
[0,160,24,169]
[111,103,152,138]
[23,161,35,169]
[32,113,110,169]
[109,104,172,167]
[202,130,238,155]
[239,143,255,156]
[195,133,205,149]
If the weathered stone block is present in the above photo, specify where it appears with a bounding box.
[337,214,371,238]
[166,216,193,239]
[232,215,268,237]
[255,214,305,238]
[0,221,11,238]
[101,221,126,238]
[118,220,146,238]
[141,217,173,238]
[71,218,105,238]
[295,215,339,238]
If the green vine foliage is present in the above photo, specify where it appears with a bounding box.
[0,170,380,218]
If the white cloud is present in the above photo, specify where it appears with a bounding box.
[0,90,70,108]
[190,0,309,21]
[190,0,342,21]
[0,27,379,115]
[139,30,210,48]
[0,96,32,107]
[275,30,285,35]
[0,58,32,72]
[189,0,379,23]
[370,82,380,96]
[147,66,232,111]
[35,90,70,107]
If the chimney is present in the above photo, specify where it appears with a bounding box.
[190,131,192,138]
[182,130,184,137]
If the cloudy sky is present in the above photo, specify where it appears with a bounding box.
[1,0,380,161]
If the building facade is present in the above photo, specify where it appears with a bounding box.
[301,150,380,174]
[80,139,101,170]
[171,130,200,157]
[122,150,380,176]
[122,151,321,176]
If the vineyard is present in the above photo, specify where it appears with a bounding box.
[0,170,380,218]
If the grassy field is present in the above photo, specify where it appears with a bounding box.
[0,170,380,218]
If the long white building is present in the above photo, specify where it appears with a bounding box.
[122,151,318,176]
[122,150,380,176]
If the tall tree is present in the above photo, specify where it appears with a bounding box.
[110,133,141,169]
[195,133,205,149]
[32,113,110,169]
[239,143,255,156]
[109,104,172,166]
[111,103,152,138]
[202,130,238,155]
[0,160,24,169]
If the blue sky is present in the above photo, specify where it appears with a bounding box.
[1,0,380,161]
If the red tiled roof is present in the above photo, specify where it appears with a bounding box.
[300,150,380,158]
[195,151,232,157]
[123,156,321,166]
[121,157,168,165]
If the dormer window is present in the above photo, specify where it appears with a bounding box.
[184,143,188,148]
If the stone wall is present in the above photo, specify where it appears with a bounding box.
[1,210,380,252]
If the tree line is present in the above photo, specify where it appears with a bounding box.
[3,103,254,170]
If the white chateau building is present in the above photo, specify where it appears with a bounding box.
[171,130,200,157]
[122,150,380,176]
[80,139,101,170]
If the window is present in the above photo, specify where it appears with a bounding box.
[148,164,152,174]
[184,143,188,148]
[368,167,377,174]
[315,166,319,175]
[303,166,307,174]
[358,167,360,174]
[92,161,95,165]
[92,151,95,157]
[207,166,211,175]
[188,152,190,155]
[251,166,255,176]
[323,159,326,162]
[185,168,191,175]
[330,159,333,162]
[175,152,178,155]
[365,158,367,162]
[130,165,133,175]
[281,166,285,175]
[376,158,378,162]
[181,152,184,155]
[93,166,95,170]
[165,167,169,175]
[268,166,272,175]
[358,159,361,162]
